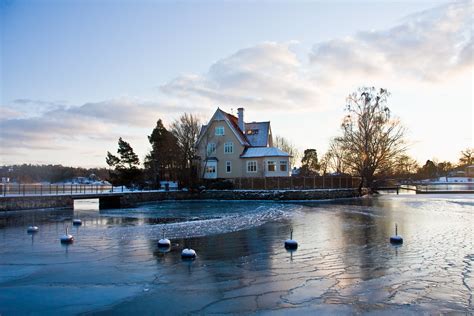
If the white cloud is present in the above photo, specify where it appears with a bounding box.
[161,42,322,112]
[310,1,473,82]
[1,1,472,165]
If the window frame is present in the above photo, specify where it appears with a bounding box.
[279,160,288,172]
[267,160,276,172]
[224,142,234,154]
[247,161,258,173]
[207,143,216,155]
[215,126,225,136]
[226,161,232,173]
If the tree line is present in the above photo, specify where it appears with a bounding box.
[290,87,473,188]
[0,164,109,184]
[106,113,201,188]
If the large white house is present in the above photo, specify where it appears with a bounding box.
[196,108,291,179]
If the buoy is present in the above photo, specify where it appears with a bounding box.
[390,224,403,245]
[27,226,39,233]
[284,229,298,250]
[60,225,74,244]
[181,248,196,259]
[72,219,82,226]
[158,228,171,248]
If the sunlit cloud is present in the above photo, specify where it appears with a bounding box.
[1,1,471,165]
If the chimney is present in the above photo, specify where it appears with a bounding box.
[237,107,245,132]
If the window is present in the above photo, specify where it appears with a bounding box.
[207,143,216,155]
[224,142,234,154]
[226,161,232,173]
[206,165,216,174]
[246,129,259,135]
[267,161,276,172]
[247,161,257,173]
[280,161,288,172]
[215,126,225,136]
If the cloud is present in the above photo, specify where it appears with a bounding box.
[160,1,472,115]
[0,97,199,152]
[1,1,471,165]
[310,1,473,82]
[161,42,322,111]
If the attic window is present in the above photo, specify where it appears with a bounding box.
[215,126,225,136]
[246,129,259,135]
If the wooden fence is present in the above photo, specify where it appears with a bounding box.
[231,176,359,190]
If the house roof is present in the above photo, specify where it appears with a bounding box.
[195,109,250,147]
[244,121,270,147]
[240,147,291,158]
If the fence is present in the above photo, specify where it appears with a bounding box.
[232,176,359,190]
[0,184,114,196]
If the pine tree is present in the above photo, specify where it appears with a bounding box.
[300,149,320,176]
[105,138,141,186]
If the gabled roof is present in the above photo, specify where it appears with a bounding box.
[195,108,250,147]
[240,147,291,158]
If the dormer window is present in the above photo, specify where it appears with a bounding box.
[215,126,225,136]
[246,129,259,135]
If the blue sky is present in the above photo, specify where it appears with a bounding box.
[1,0,472,167]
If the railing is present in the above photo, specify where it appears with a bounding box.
[232,176,359,190]
[0,184,115,197]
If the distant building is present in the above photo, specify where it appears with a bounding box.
[195,107,291,179]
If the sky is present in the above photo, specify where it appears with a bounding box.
[0,0,472,167]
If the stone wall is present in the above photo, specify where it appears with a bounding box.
[0,196,74,212]
[0,189,361,211]
[118,189,360,208]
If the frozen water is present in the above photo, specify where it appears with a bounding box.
[0,195,472,314]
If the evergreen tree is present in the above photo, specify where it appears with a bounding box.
[145,119,181,186]
[300,149,320,176]
[106,138,141,186]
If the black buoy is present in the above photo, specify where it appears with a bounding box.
[181,248,196,259]
[60,225,74,244]
[284,229,298,250]
[390,223,403,245]
[72,219,82,226]
[158,228,171,248]
[27,226,39,233]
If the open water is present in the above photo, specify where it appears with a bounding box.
[0,194,472,314]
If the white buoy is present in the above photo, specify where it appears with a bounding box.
[72,219,82,226]
[181,248,196,259]
[27,226,39,233]
[60,225,74,244]
[158,228,171,248]
[284,229,298,250]
[390,224,403,245]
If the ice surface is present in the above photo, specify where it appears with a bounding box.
[0,196,472,314]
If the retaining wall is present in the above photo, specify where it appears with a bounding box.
[0,189,361,211]
[0,196,74,212]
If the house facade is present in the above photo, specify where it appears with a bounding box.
[196,108,291,179]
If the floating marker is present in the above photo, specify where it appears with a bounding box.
[284,229,298,250]
[181,248,196,259]
[389,223,403,245]
[27,226,39,233]
[158,228,171,248]
[60,225,74,244]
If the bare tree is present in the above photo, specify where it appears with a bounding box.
[336,87,407,188]
[323,137,350,175]
[459,147,473,166]
[274,135,300,167]
[170,113,201,169]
